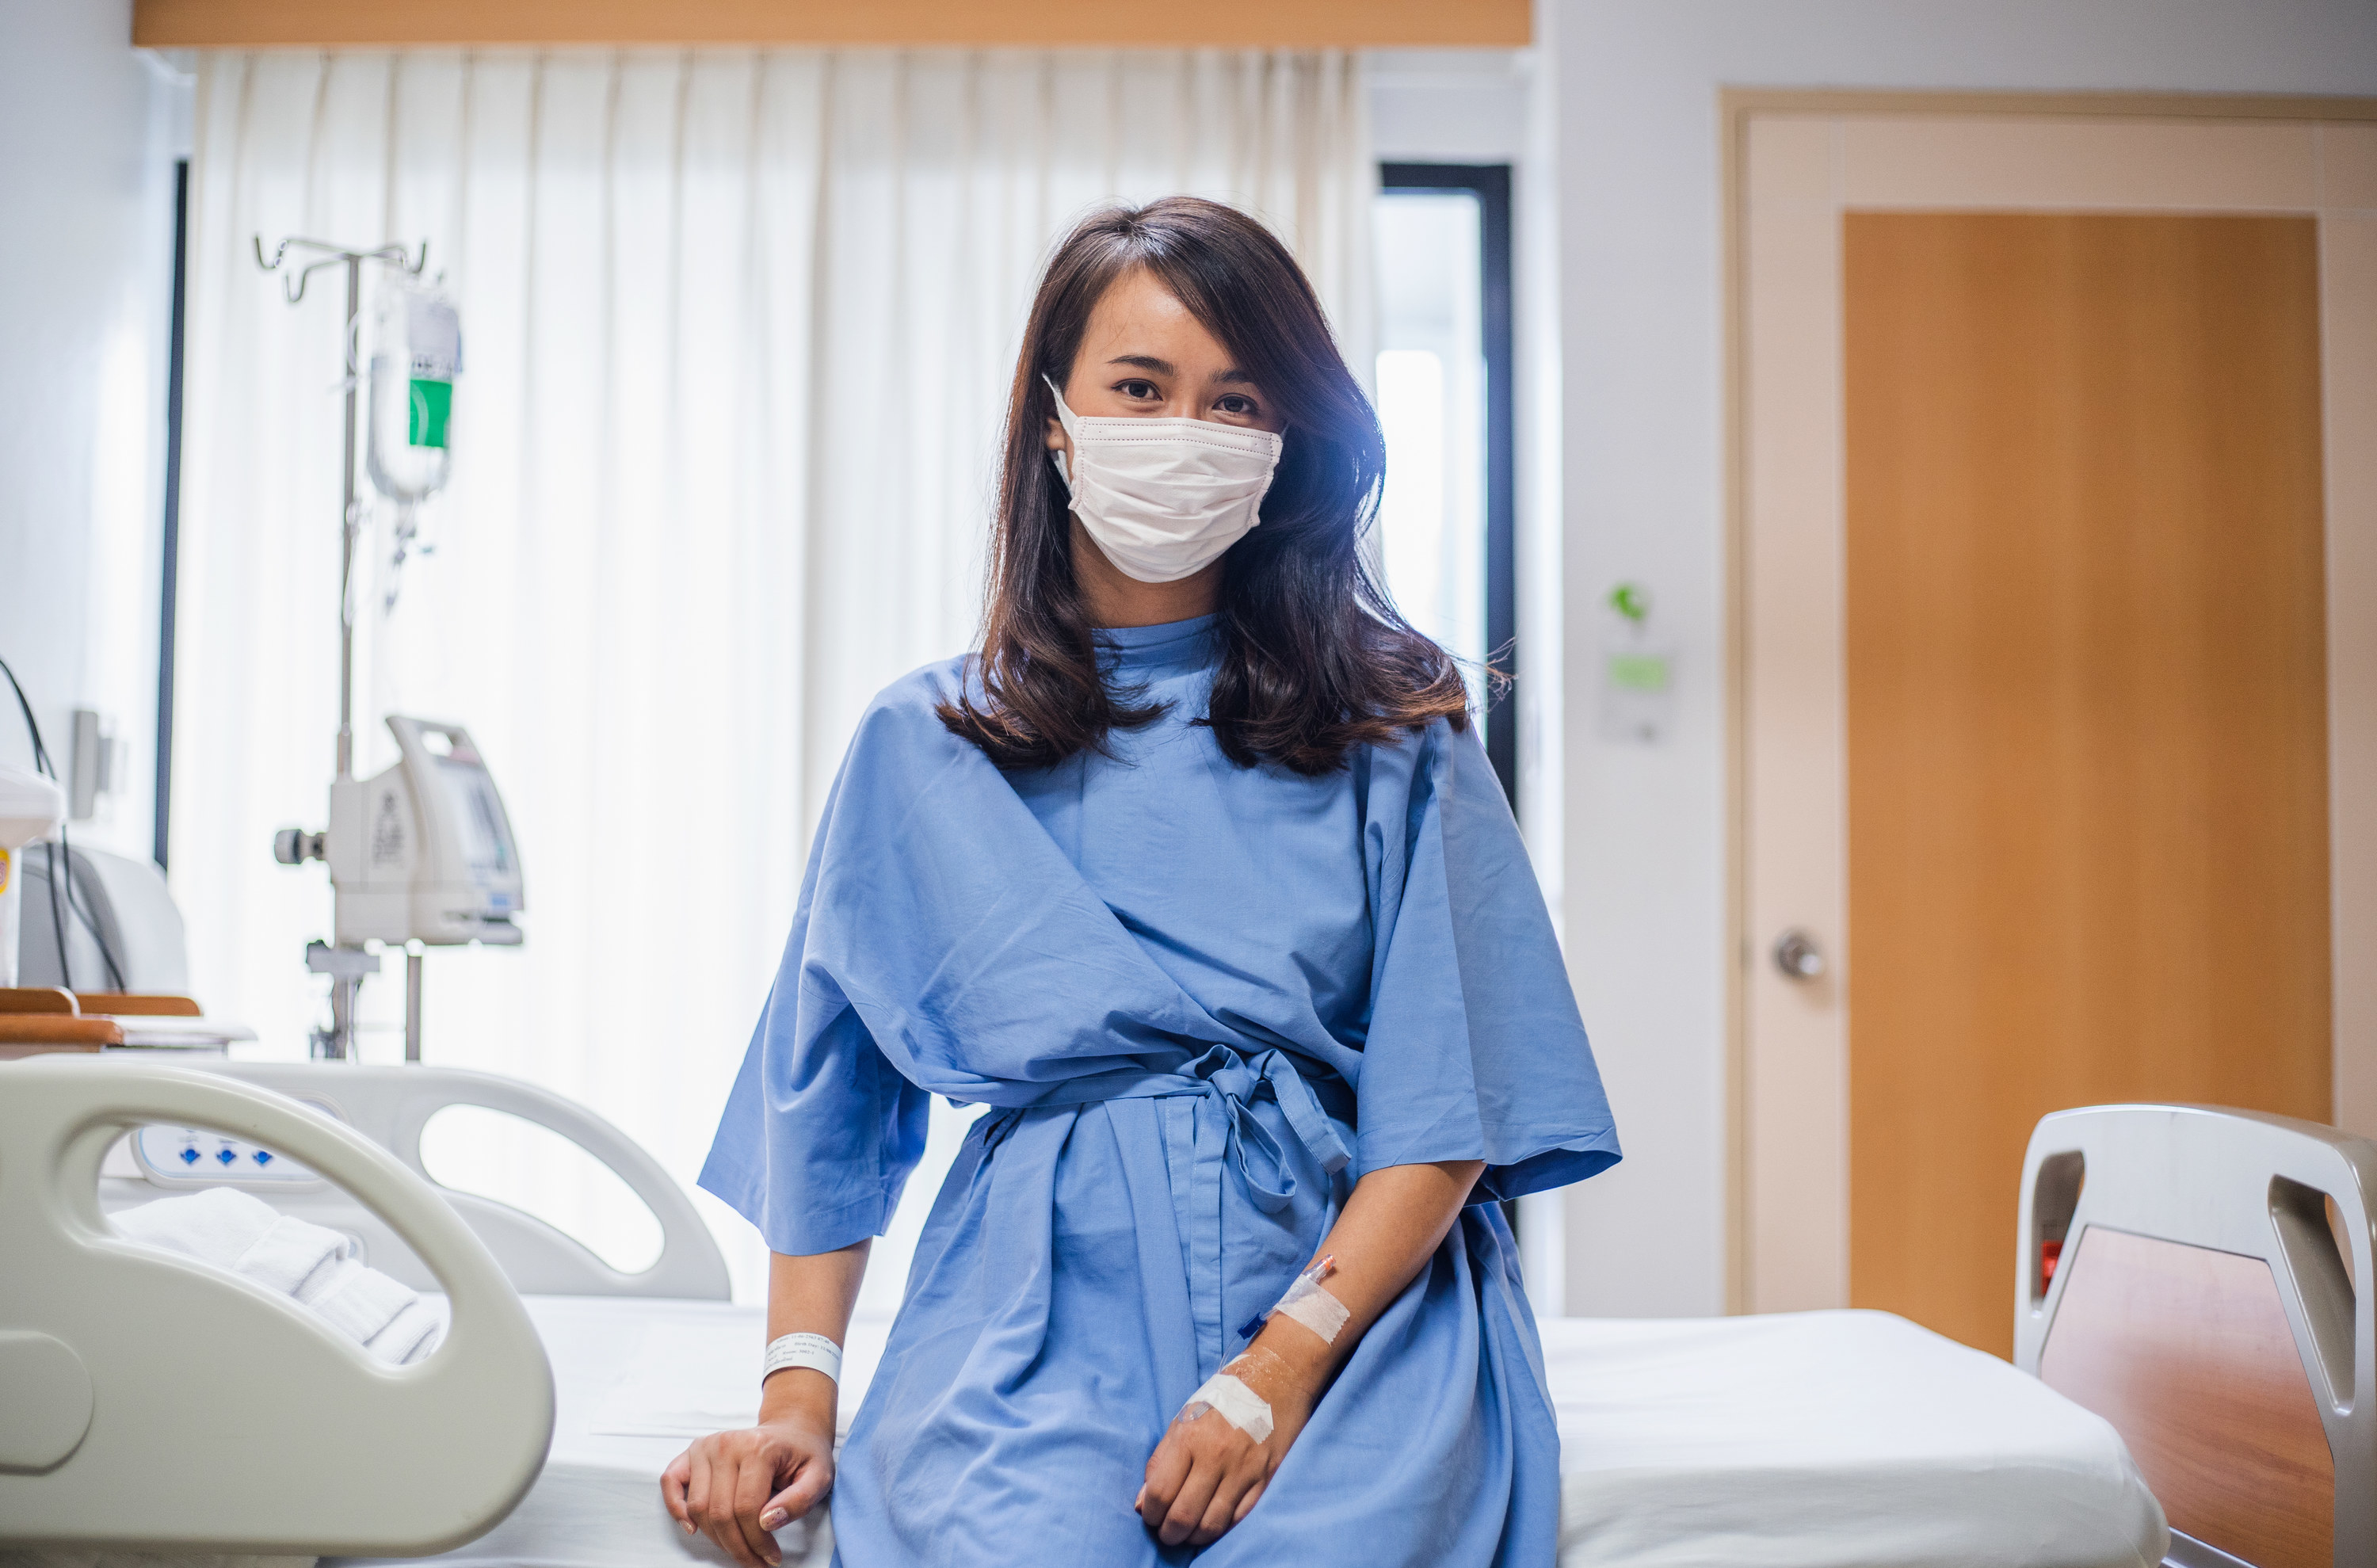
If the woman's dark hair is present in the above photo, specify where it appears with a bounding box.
[936,196,1472,776]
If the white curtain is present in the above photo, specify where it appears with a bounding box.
[174,48,1374,1303]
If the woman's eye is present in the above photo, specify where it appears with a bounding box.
[1215,395,1257,417]
[1116,379,1160,400]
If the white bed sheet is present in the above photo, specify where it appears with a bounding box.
[1546,1310,2167,1568]
[327,1299,2167,1568]
[328,1297,856,1568]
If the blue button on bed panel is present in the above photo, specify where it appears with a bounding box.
[131,1123,328,1188]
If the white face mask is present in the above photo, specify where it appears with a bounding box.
[1044,376,1283,584]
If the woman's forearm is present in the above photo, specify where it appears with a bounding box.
[1135,1158,1487,1545]
[757,1242,871,1429]
[666,1244,870,1558]
[1248,1158,1486,1387]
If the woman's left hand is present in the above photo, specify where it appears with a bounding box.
[1134,1339,1322,1547]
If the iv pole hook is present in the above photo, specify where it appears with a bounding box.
[252,235,428,304]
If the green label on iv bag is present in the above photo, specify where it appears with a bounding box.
[408,378,452,448]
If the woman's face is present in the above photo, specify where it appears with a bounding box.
[1044,266,1286,476]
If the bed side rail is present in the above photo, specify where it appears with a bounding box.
[105,1059,732,1302]
[0,1058,555,1555]
[2016,1103,2374,1568]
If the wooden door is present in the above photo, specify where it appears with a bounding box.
[1842,212,2332,1355]
[1734,103,2377,1343]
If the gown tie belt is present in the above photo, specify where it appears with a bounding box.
[1187,1046,1351,1215]
[967,1046,1351,1215]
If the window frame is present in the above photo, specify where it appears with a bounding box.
[156,157,190,872]
[1376,162,1517,809]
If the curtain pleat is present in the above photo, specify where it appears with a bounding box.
[176,47,1374,1298]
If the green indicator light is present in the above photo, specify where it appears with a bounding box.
[1607,653,1669,693]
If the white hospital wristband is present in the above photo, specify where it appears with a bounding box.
[761,1332,842,1387]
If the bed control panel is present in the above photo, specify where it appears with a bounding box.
[127,1104,341,1189]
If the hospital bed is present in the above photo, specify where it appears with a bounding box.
[2016,1104,2375,1568]
[13,1057,2357,1568]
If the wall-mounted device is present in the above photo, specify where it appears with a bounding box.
[1599,581,1677,746]
[68,709,128,822]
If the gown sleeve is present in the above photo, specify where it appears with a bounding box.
[696,748,933,1258]
[1354,718,1621,1201]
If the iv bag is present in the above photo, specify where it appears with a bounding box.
[367,279,461,504]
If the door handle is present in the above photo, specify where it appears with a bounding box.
[1772,929,1826,980]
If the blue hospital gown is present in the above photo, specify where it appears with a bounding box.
[699,615,1619,1566]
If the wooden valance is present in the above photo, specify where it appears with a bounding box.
[133,0,1528,49]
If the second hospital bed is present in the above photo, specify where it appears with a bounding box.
[17,1055,2327,1567]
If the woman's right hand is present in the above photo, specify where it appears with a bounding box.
[662,1408,835,1568]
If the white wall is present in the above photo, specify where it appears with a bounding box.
[1550,0,2377,1317]
[1372,50,1532,166]
[0,0,186,860]
[1372,49,1578,1310]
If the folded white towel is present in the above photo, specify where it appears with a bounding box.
[113,1188,443,1366]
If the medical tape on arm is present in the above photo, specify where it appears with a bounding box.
[761,1332,843,1387]
[1269,1254,1350,1345]
[1178,1367,1275,1444]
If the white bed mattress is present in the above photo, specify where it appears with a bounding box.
[1543,1310,2166,1568]
[326,1298,2165,1568]
[329,1297,868,1568]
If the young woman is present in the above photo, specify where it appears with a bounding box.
[664,196,1617,1566]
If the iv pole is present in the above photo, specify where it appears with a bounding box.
[256,235,428,1061]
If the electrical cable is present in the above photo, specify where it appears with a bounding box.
[61,846,127,990]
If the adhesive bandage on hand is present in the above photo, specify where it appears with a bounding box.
[1176,1344,1291,1444]
[761,1331,843,1387]
[1177,1368,1276,1444]
[1270,1254,1349,1345]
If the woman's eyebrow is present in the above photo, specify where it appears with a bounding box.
[1102,354,1253,387]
